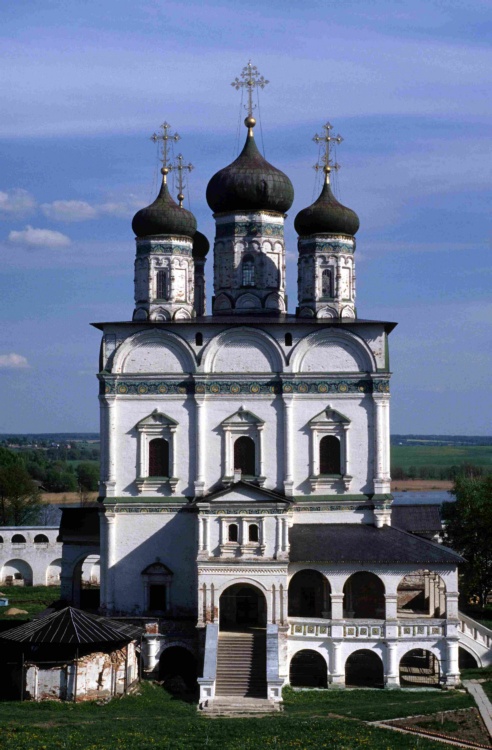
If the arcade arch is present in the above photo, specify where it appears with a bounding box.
[400,649,440,687]
[72,554,100,609]
[219,583,267,630]
[343,572,385,619]
[290,650,327,688]
[345,649,384,688]
[288,570,330,618]
[397,570,446,618]
[1,559,33,586]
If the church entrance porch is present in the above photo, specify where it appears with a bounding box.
[215,584,267,698]
[219,584,267,631]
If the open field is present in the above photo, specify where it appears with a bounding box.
[391,444,492,472]
[0,681,474,750]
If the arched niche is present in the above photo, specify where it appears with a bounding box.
[159,646,197,693]
[345,649,384,688]
[1,559,33,586]
[343,572,385,619]
[288,570,331,618]
[34,534,49,544]
[112,329,196,374]
[290,329,375,374]
[202,328,284,374]
[290,650,327,688]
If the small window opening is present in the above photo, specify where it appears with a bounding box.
[149,438,169,477]
[149,584,167,612]
[12,534,26,544]
[284,332,293,347]
[321,269,332,297]
[319,435,341,474]
[34,534,49,544]
[248,524,259,543]
[195,332,203,346]
[156,270,167,300]
[242,255,255,287]
[228,524,238,542]
[234,436,256,476]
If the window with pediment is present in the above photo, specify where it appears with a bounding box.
[136,410,178,492]
[308,405,352,491]
[221,407,265,486]
[142,561,173,614]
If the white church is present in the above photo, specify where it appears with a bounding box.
[61,65,464,705]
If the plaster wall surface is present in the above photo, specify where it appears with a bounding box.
[0,527,62,586]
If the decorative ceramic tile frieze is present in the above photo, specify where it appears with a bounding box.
[398,624,443,637]
[344,624,382,638]
[101,378,390,396]
[216,222,283,238]
[298,241,354,255]
[137,242,193,256]
[290,622,331,637]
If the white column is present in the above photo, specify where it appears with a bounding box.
[446,591,459,620]
[331,593,344,620]
[195,398,206,495]
[385,641,400,687]
[198,515,204,550]
[331,642,344,686]
[224,429,232,479]
[445,638,460,686]
[101,397,117,497]
[101,512,116,612]
[258,426,265,480]
[385,594,398,620]
[283,395,294,496]
[373,395,390,494]
[383,398,391,479]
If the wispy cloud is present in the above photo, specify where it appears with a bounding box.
[40,196,143,221]
[0,189,36,217]
[0,353,30,369]
[8,225,71,248]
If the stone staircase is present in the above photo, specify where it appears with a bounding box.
[215,629,267,698]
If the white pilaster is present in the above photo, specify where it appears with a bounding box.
[283,395,294,496]
[195,398,206,496]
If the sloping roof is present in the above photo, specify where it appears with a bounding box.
[289,523,463,564]
[196,480,289,505]
[392,504,442,534]
[0,607,142,645]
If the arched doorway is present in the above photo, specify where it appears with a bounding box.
[72,554,100,610]
[290,650,327,688]
[219,584,266,630]
[344,572,385,618]
[1,559,33,587]
[288,570,330,618]
[46,558,62,586]
[159,646,197,694]
[345,649,384,688]
[400,649,440,686]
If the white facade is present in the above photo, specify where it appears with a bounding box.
[0,527,62,587]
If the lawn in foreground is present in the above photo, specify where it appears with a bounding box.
[0,586,61,622]
[0,682,471,750]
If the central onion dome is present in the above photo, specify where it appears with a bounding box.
[206,117,294,214]
[192,230,210,259]
[132,169,197,238]
[294,170,359,237]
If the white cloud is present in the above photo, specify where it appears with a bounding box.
[0,353,30,369]
[0,189,36,217]
[41,200,97,222]
[40,196,143,222]
[8,225,71,248]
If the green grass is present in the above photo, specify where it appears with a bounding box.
[0,681,465,750]
[283,685,473,721]
[0,586,60,621]
[390,444,492,472]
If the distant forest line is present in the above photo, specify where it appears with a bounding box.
[1,433,491,489]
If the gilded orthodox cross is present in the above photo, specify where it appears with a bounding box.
[313,122,343,182]
[231,61,269,119]
[173,154,194,207]
[150,122,180,182]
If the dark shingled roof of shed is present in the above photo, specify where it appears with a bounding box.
[392,504,443,534]
[0,607,143,645]
[289,524,462,564]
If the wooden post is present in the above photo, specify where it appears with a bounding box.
[73,649,79,703]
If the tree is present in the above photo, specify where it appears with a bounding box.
[0,463,42,525]
[444,474,492,608]
[76,462,100,492]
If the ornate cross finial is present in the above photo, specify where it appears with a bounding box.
[150,122,180,182]
[313,122,343,183]
[173,154,194,207]
[231,61,269,123]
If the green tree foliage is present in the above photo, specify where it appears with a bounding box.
[0,463,42,525]
[444,474,492,608]
[76,462,99,492]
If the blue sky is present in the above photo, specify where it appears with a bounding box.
[0,0,490,434]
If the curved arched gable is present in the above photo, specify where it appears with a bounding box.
[112,329,196,375]
[290,329,376,374]
[201,328,285,374]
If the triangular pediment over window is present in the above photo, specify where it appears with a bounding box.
[141,562,173,576]
[199,481,289,505]
[136,409,178,429]
[308,405,351,428]
[221,407,265,428]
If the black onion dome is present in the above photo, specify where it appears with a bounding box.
[206,130,294,214]
[294,181,359,237]
[132,180,197,238]
[192,230,210,259]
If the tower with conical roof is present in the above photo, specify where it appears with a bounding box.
[295,122,359,319]
[132,124,198,321]
[206,63,294,314]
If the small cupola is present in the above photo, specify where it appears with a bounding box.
[132,168,197,239]
[294,176,359,237]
